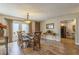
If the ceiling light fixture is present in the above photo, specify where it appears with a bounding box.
[25,13,31,24]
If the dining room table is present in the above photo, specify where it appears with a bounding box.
[22,33,34,48]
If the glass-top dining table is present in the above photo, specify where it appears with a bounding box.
[21,33,34,48]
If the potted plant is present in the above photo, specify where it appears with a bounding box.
[45,30,57,36]
[0,23,7,38]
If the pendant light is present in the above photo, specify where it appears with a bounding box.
[25,13,31,24]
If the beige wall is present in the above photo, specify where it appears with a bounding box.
[32,21,35,33]
[40,14,78,43]
[40,19,61,41]
[66,20,76,33]
[31,21,40,33]
[0,16,6,24]
[35,22,40,32]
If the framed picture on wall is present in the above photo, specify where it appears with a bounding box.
[46,23,54,29]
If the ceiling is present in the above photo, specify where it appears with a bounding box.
[0,3,79,21]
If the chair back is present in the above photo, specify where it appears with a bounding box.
[17,31,23,40]
[33,32,41,50]
[34,32,41,41]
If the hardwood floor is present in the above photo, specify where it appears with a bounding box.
[0,42,23,55]
[8,42,24,55]
[23,39,79,55]
[0,38,79,55]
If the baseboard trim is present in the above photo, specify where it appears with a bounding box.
[75,42,79,45]
[56,39,61,41]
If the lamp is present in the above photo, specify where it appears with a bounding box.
[25,13,31,24]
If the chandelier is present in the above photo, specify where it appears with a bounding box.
[25,13,31,24]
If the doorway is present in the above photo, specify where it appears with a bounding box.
[60,19,76,44]
[61,26,66,38]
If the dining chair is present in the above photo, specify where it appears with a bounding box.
[33,32,41,50]
[17,31,32,48]
[17,31,23,48]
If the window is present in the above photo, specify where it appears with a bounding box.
[22,24,29,33]
[13,23,19,33]
[12,23,20,41]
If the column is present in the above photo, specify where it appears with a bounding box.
[75,18,79,45]
[7,19,13,42]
